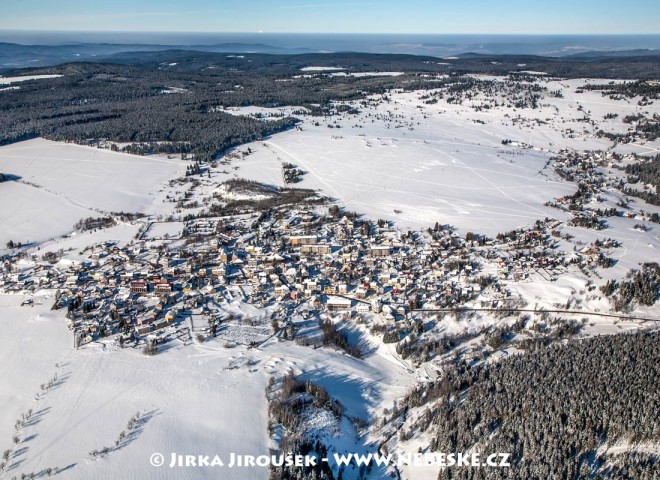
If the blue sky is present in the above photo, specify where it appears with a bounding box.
[1,0,658,34]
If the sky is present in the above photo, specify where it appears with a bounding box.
[0,0,658,34]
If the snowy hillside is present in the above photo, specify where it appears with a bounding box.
[0,139,185,247]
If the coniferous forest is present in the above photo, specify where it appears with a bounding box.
[396,331,658,479]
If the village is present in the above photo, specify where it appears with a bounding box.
[1,72,659,362]
[0,175,628,358]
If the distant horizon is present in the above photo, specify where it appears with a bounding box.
[3,31,660,68]
[4,30,660,35]
[2,0,659,35]
[3,30,660,39]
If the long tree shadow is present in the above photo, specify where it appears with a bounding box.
[24,406,52,428]
[12,446,29,458]
[91,409,161,459]
[116,408,161,451]
[5,458,24,472]
[57,463,77,474]
[1,174,21,181]
[47,372,71,391]
[22,433,38,443]
[33,462,77,477]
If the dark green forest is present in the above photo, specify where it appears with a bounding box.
[396,331,659,479]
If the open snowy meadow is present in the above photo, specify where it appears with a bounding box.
[216,77,660,237]
[0,139,185,247]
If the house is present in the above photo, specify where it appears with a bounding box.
[211,266,225,277]
[289,235,317,246]
[274,284,290,298]
[155,282,173,295]
[311,296,321,309]
[135,324,152,335]
[326,296,352,311]
[371,299,382,313]
[130,281,148,295]
[356,303,370,314]
[300,244,332,255]
[153,318,173,331]
[370,245,391,257]
[219,248,232,263]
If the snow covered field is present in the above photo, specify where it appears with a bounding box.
[214,76,659,274]
[234,132,572,236]
[218,79,656,236]
[0,293,271,480]
[0,75,63,85]
[143,221,185,240]
[0,139,186,247]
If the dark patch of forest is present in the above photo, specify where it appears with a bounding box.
[210,179,322,215]
[0,64,300,162]
[625,154,660,205]
[267,373,343,480]
[75,50,660,79]
[394,330,659,479]
[581,80,660,99]
[0,60,455,162]
[600,263,660,311]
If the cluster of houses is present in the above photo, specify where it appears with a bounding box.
[1,186,628,350]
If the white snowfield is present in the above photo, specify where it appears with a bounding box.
[0,75,63,85]
[219,76,659,250]
[299,66,344,72]
[253,132,572,236]
[0,139,185,246]
[218,83,596,236]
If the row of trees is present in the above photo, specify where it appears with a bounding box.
[319,318,362,358]
[582,80,660,99]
